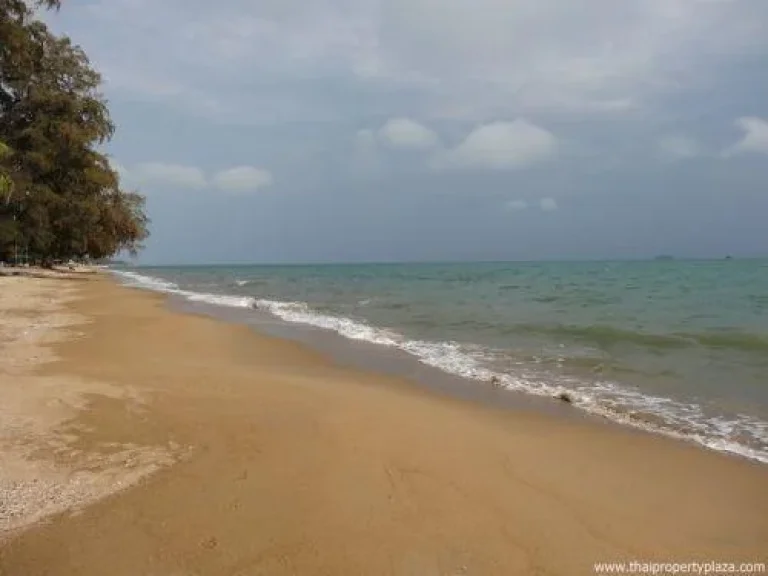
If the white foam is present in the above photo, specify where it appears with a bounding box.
[111,269,255,310]
[184,292,254,308]
[571,383,768,464]
[255,299,402,346]
[110,268,768,464]
[112,270,179,292]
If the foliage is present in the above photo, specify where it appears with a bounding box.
[0,140,11,199]
[0,0,148,263]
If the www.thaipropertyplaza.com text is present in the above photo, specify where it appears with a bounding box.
[593,560,766,575]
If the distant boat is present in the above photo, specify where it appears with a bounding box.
[725,255,733,260]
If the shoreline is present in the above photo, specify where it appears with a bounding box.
[1,275,767,574]
[171,294,768,469]
[136,268,768,466]
[170,293,592,419]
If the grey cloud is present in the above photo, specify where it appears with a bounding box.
[38,0,768,264]
[539,197,558,211]
[723,116,768,156]
[46,0,768,124]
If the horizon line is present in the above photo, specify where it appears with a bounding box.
[117,255,767,268]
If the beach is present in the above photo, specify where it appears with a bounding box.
[1,274,767,575]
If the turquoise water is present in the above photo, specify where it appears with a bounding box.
[114,260,768,463]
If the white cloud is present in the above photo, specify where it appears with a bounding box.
[440,119,558,170]
[46,0,768,123]
[213,166,274,193]
[540,197,558,211]
[114,162,274,193]
[378,117,439,150]
[723,117,768,157]
[506,200,528,211]
[132,162,207,189]
[658,135,700,160]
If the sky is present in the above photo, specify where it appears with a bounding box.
[45,0,768,264]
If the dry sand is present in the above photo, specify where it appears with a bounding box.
[0,276,175,539]
[0,276,766,575]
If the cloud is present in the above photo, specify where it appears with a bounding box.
[506,200,528,211]
[439,119,558,170]
[131,162,207,189]
[378,117,439,150]
[540,197,558,211]
[723,117,768,157]
[658,135,700,161]
[115,163,274,193]
[212,166,274,193]
[46,0,768,123]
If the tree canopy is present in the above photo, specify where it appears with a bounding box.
[0,140,11,199]
[0,0,148,263]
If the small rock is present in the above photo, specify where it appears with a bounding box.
[556,391,574,404]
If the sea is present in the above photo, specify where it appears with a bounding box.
[112,260,768,464]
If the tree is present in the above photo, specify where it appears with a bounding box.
[0,0,149,263]
[0,140,11,201]
[0,140,17,252]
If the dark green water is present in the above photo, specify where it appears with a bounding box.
[114,260,768,463]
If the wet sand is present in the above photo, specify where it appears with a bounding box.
[1,276,766,575]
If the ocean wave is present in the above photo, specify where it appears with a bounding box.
[112,269,255,310]
[511,323,768,354]
[113,270,180,292]
[512,323,690,349]
[255,298,402,346]
[685,331,768,353]
[111,268,768,464]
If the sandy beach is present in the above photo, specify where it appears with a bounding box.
[1,275,767,575]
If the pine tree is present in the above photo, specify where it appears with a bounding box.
[0,0,148,263]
